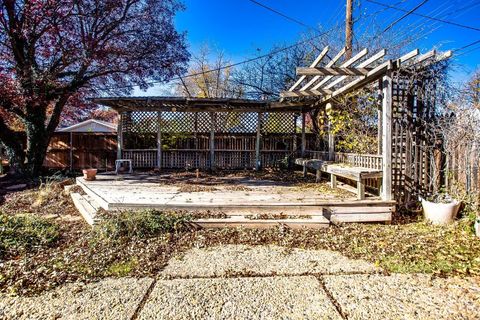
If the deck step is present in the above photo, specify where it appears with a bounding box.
[71,193,100,225]
[325,205,393,223]
[192,216,329,229]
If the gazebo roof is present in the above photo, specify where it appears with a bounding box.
[92,96,307,113]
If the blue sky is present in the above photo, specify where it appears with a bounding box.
[135,0,480,95]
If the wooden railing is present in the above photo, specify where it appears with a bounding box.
[334,152,383,170]
[122,149,157,168]
[122,149,292,169]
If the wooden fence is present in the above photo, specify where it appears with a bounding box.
[44,132,117,171]
[446,143,480,197]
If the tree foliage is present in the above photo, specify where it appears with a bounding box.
[0,0,189,175]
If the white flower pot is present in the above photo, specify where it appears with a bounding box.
[475,219,480,238]
[421,198,461,225]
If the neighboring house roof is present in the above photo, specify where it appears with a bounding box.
[56,119,117,133]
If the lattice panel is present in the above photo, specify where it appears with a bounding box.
[215,112,258,133]
[122,111,158,133]
[391,71,438,203]
[262,112,296,134]
[161,112,195,133]
[196,112,211,133]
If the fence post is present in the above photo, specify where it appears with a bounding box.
[301,111,306,157]
[382,72,393,201]
[117,112,123,160]
[157,112,162,169]
[210,112,215,170]
[255,112,262,170]
[69,132,73,171]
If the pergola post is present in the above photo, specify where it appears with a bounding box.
[209,112,215,169]
[117,112,123,160]
[301,112,306,158]
[377,79,383,155]
[326,104,335,161]
[382,72,393,201]
[255,112,263,170]
[157,112,162,169]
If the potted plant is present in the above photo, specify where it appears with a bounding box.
[474,216,480,238]
[82,168,97,181]
[420,192,461,225]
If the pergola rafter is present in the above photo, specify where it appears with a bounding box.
[280,47,452,103]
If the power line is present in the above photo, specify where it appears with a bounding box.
[381,0,429,34]
[454,39,480,52]
[366,0,480,32]
[103,4,390,91]
[247,0,317,31]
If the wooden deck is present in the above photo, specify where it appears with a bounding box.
[73,172,395,227]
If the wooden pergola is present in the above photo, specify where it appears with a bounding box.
[279,46,452,202]
[93,97,315,171]
[93,46,451,205]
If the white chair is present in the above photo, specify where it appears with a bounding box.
[115,159,133,174]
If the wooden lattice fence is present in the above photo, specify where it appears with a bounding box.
[120,111,311,169]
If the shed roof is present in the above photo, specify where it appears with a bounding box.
[57,119,116,133]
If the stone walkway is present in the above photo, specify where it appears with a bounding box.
[1,245,479,319]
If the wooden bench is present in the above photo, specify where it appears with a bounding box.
[321,163,382,200]
[294,158,326,182]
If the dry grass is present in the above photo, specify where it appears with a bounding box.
[1,178,479,296]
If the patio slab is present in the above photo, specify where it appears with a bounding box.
[323,274,480,320]
[138,276,342,320]
[161,244,379,278]
[0,277,154,320]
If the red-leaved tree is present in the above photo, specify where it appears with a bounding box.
[0,0,189,176]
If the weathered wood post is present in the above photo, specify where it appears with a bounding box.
[382,72,393,201]
[69,132,73,171]
[301,111,306,158]
[255,112,263,170]
[377,79,383,155]
[116,112,123,160]
[326,103,335,161]
[157,112,162,169]
[210,112,215,170]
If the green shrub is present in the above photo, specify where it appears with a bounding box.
[0,213,60,259]
[92,210,191,242]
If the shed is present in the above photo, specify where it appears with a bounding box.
[57,119,116,133]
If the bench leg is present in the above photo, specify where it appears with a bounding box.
[357,179,365,200]
[316,169,321,183]
[330,174,337,188]
[302,165,307,178]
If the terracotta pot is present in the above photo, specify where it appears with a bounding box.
[421,197,461,225]
[82,168,97,181]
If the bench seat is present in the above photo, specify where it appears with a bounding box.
[321,163,382,200]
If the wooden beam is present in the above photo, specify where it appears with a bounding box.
[296,67,373,76]
[255,112,263,170]
[70,132,74,171]
[288,46,330,92]
[324,49,386,90]
[312,48,369,91]
[329,60,393,100]
[157,112,162,169]
[280,88,333,98]
[301,112,306,157]
[300,47,346,91]
[381,72,393,201]
[397,49,419,66]
[210,112,215,169]
[117,113,123,160]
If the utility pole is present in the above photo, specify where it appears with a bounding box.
[345,0,353,59]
